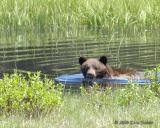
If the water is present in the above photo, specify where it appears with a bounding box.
[0,28,160,79]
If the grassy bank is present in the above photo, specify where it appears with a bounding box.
[0,94,160,128]
[0,0,160,32]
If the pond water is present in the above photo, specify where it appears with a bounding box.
[0,28,160,79]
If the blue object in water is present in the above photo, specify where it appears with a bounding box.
[55,72,160,87]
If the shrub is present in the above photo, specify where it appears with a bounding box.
[113,84,158,106]
[80,84,113,109]
[80,65,160,107]
[146,65,160,97]
[81,84,158,108]
[0,72,63,114]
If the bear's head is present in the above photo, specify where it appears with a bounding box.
[79,56,112,79]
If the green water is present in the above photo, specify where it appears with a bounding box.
[0,28,160,78]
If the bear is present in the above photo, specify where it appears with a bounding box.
[79,56,145,80]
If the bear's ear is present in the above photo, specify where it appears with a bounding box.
[79,57,87,65]
[99,56,108,65]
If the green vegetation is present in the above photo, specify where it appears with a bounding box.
[0,94,159,128]
[0,0,160,127]
[146,65,160,97]
[0,72,63,115]
[0,0,160,32]
[0,66,160,127]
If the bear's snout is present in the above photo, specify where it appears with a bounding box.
[86,73,94,79]
[86,68,96,79]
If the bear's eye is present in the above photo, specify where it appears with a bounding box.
[93,66,98,70]
[84,66,89,71]
[94,67,98,70]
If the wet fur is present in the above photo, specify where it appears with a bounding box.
[79,56,144,79]
[109,66,136,76]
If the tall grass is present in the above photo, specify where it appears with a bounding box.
[0,0,160,32]
[0,94,159,128]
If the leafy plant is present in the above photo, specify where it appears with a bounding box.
[0,71,63,114]
[80,65,160,107]
[80,84,113,110]
[146,65,160,97]
[113,84,157,106]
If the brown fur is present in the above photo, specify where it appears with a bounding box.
[79,56,140,79]
[111,67,136,76]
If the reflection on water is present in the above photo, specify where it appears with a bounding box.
[0,29,160,78]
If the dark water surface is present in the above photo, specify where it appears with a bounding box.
[0,29,160,79]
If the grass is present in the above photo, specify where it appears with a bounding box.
[0,66,160,128]
[0,94,160,128]
[0,0,160,33]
